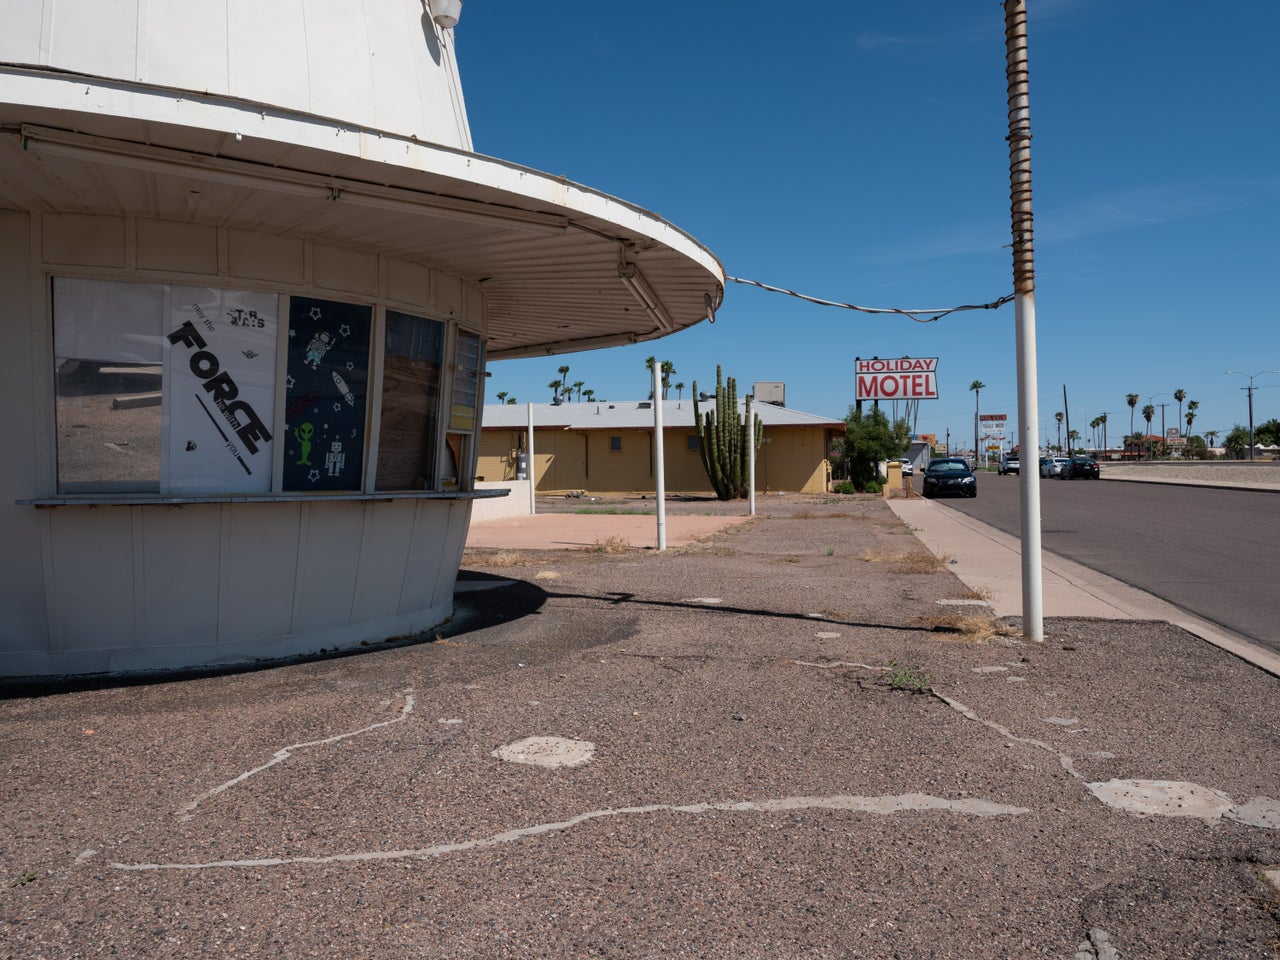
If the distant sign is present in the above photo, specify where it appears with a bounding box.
[855,357,938,401]
[980,413,1008,439]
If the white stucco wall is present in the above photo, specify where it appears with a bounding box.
[0,0,472,150]
[0,209,486,675]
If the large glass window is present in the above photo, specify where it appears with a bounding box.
[281,297,372,492]
[50,278,478,499]
[54,279,278,494]
[376,311,444,490]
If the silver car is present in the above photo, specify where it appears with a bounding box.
[1040,456,1070,477]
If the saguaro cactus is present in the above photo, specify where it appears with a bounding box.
[692,366,763,500]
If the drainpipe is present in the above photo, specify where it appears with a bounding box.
[1006,0,1043,641]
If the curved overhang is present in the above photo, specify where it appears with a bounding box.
[0,66,725,359]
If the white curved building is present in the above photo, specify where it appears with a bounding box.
[0,1,723,675]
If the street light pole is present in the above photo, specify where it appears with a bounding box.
[1226,370,1280,460]
[1005,0,1043,642]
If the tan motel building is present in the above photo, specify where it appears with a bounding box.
[478,400,845,496]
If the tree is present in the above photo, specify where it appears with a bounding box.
[1204,429,1219,449]
[1224,425,1252,458]
[1099,412,1108,454]
[1174,388,1186,433]
[1067,429,1080,454]
[582,389,596,403]
[1185,399,1198,436]
[674,382,685,400]
[969,380,985,465]
[1089,416,1101,451]
[1126,393,1139,434]
[1184,434,1209,460]
[1256,418,1280,447]
[1142,403,1155,437]
[839,406,909,492]
[548,379,563,402]
[691,366,761,500]
[571,380,585,402]
[1055,411,1064,452]
[506,396,518,405]
[495,391,508,404]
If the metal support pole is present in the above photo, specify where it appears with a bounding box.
[748,407,757,517]
[1006,0,1043,641]
[653,364,667,550]
[526,402,536,516]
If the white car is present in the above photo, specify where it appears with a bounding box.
[1040,456,1070,477]
[895,457,914,476]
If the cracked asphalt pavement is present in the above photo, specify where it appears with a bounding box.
[3,495,1279,958]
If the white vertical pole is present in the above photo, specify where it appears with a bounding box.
[653,364,666,550]
[748,415,757,516]
[526,402,536,516]
[1006,0,1043,641]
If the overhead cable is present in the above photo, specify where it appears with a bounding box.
[725,276,1014,323]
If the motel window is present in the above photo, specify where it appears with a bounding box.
[686,434,700,452]
[51,277,479,498]
[609,435,622,453]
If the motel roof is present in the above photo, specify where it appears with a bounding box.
[481,400,846,432]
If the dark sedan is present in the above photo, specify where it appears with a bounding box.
[1059,456,1100,479]
[922,457,977,498]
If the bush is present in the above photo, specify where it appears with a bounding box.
[833,481,857,495]
[864,480,882,494]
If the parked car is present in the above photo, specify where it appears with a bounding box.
[1058,456,1100,479]
[998,453,1020,475]
[895,457,914,476]
[1040,456,1071,477]
[922,457,977,498]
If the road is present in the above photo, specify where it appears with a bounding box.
[937,472,1280,651]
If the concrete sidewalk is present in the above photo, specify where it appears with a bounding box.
[888,497,1280,677]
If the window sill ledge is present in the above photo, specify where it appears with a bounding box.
[19,489,510,508]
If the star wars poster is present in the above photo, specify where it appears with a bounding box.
[283,297,372,491]
[163,286,278,494]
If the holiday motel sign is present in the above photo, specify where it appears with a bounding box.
[855,357,939,401]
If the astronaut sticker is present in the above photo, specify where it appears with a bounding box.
[283,297,371,490]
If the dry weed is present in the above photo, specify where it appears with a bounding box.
[914,612,1016,644]
[587,536,632,554]
[462,549,527,568]
[860,548,946,574]
[791,509,854,520]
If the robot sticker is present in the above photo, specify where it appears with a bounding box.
[325,441,346,478]
[283,296,371,490]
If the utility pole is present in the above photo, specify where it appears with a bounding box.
[1226,370,1279,460]
[1005,0,1043,642]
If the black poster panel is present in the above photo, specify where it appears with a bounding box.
[283,297,372,491]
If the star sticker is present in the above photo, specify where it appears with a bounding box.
[333,402,342,412]
[338,324,351,338]
[346,361,354,371]
[309,307,322,321]
[289,329,296,337]
[308,469,320,483]
[286,375,295,390]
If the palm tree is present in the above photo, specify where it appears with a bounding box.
[582,389,596,403]
[1099,412,1108,455]
[1142,404,1155,458]
[969,380,985,465]
[1173,388,1186,433]
[571,380,585,402]
[1205,429,1218,449]
[674,381,685,400]
[1089,416,1101,451]
[506,396,518,405]
[660,360,676,400]
[1126,393,1139,434]
[495,390,508,404]
[1055,411,1064,452]
[1067,429,1080,454]
[1185,399,1198,435]
[548,379,562,402]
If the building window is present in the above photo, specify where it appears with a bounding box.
[51,277,477,499]
[376,311,444,490]
[282,297,372,491]
[686,434,700,452]
[609,435,622,453]
[54,278,278,495]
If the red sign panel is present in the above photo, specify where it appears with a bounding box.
[855,357,938,401]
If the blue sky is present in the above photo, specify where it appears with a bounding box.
[456,0,1279,451]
